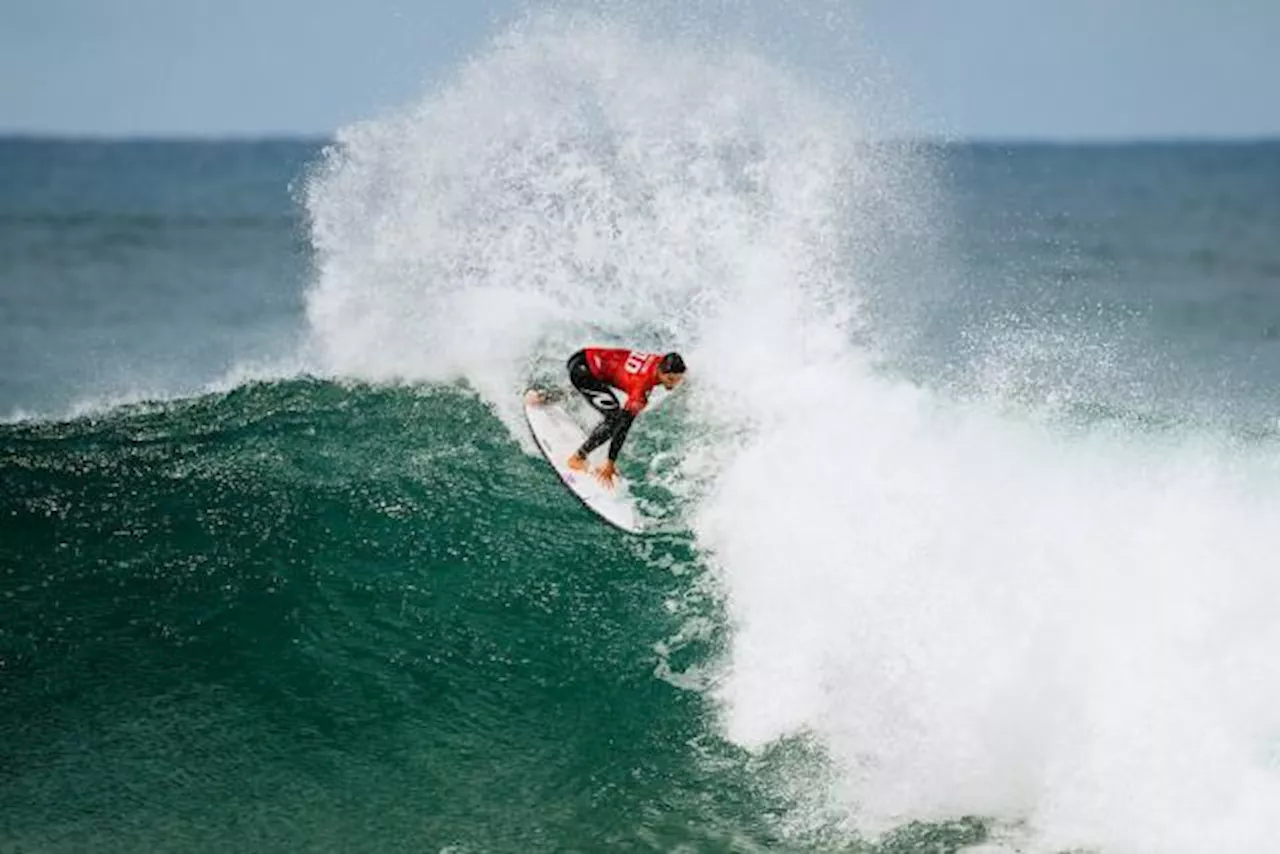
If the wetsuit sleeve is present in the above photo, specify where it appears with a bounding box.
[607,411,636,461]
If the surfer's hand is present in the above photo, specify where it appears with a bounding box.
[594,460,617,488]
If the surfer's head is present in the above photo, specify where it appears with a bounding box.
[657,352,686,389]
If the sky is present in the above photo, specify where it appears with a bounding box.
[2,0,1277,140]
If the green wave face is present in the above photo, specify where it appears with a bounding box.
[2,380,733,850]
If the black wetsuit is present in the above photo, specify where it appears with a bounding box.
[567,350,636,461]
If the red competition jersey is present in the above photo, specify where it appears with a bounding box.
[584,348,661,414]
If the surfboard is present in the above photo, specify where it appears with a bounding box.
[523,390,643,534]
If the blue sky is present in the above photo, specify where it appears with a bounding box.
[2,0,1277,139]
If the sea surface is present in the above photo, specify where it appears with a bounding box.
[5,15,1280,854]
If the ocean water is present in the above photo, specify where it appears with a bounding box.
[5,13,1280,854]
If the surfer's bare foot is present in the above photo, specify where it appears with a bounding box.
[524,389,544,406]
[566,453,588,472]
[594,460,617,488]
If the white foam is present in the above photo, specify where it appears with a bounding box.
[696,372,1280,850]
[301,10,916,430]
[302,12,1280,852]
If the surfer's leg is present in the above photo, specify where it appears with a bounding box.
[579,411,623,456]
[566,356,623,459]
[577,407,635,462]
[568,354,621,418]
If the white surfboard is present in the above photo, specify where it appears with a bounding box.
[523,391,643,534]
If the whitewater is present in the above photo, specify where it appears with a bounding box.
[299,12,1280,854]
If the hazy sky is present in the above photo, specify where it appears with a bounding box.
[2,0,1277,139]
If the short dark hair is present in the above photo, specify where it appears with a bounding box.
[659,352,686,374]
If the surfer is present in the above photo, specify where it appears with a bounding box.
[562,348,686,487]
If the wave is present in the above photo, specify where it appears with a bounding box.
[11,9,1280,852]
[297,11,1280,853]
[2,379,761,850]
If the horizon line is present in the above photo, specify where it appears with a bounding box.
[2,130,1279,146]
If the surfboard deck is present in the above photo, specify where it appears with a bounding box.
[523,390,643,534]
